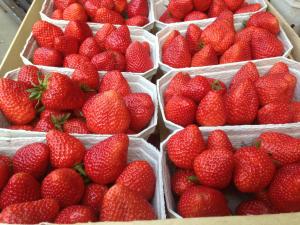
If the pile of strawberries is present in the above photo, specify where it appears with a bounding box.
[162,11,284,68]
[163,61,300,127]
[160,0,262,23]
[31,20,153,73]
[0,132,157,224]
[50,0,150,27]
[0,65,154,134]
[167,125,300,217]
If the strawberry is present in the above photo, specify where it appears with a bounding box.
[164,17,181,23]
[0,161,10,191]
[251,28,284,59]
[17,65,42,86]
[126,41,153,72]
[162,35,191,68]
[165,95,197,127]
[79,37,101,59]
[52,9,63,19]
[234,147,275,193]
[0,199,59,224]
[196,91,226,126]
[230,62,259,90]
[167,125,205,169]
[292,101,300,122]
[234,26,257,45]
[126,16,149,26]
[171,169,198,196]
[184,11,208,21]
[191,45,218,67]
[32,20,63,48]
[63,54,90,69]
[83,91,131,134]
[225,80,258,125]
[178,186,231,218]
[268,163,300,212]
[186,24,203,54]
[258,102,293,125]
[84,134,128,184]
[105,25,131,54]
[64,21,93,43]
[84,0,114,18]
[93,8,125,24]
[267,62,289,75]
[13,143,49,179]
[71,62,100,90]
[91,51,116,71]
[0,155,12,169]
[236,200,273,215]
[54,0,76,10]
[0,173,40,209]
[257,132,300,165]
[235,3,261,14]
[208,0,228,18]
[0,79,36,125]
[55,205,97,223]
[127,0,148,18]
[159,9,173,22]
[207,130,233,151]
[63,118,90,134]
[82,183,108,212]
[223,0,244,11]
[220,41,252,64]
[95,23,116,50]
[112,50,126,71]
[53,35,79,56]
[63,3,88,22]
[100,184,156,221]
[168,0,193,19]
[247,12,280,35]
[46,130,85,168]
[162,30,180,53]
[99,71,131,96]
[8,125,33,131]
[124,93,154,132]
[193,0,211,12]
[33,47,63,67]
[34,113,70,132]
[164,72,190,103]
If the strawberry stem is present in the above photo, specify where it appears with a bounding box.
[188,175,200,184]
[74,163,90,184]
[210,80,223,91]
[254,140,261,148]
[50,113,71,131]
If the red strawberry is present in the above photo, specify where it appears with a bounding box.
[196,91,226,126]
[46,130,85,168]
[235,3,261,14]
[236,200,273,215]
[184,11,208,21]
[54,35,79,56]
[84,134,128,184]
[55,205,97,223]
[63,3,88,22]
[292,101,300,122]
[267,62,289,75]
[165,17,181,23]
[79,37,101,59]
[82,183,108,212]
[124,93,154,132]
[0,173,40,209]
[258,102,293,124]
[116,160,155,200]
[63,54,90,69]
[0,79,36,125]
[194,149,233,189]
[162,35,192,68]
[84,0,114,18]
[33,47,63,67]
[193,0,211,12]
[186,24,203,54]
[159,9,173,22]
[0,161,10,191]
[207,130,233,151]
[32,20,63,48]
[165,95,197,127]
[127,0,148,18]
[126,15,149,26]
[178,186,231,218]
[17,65,42,86]
[105,25,131,54]
[230,62,259,90]
[181,74,210,102]
[0,199,59,224]
[191,45,218,67]
[0,155,12,169]
[63,118,90,134]
[93,8,125,24]
[111,50,126,71]
[164,72,190,103]
[54,0,76,9]
[34,112,70,132]
[234,26,257,45]
[13,143,49,179]
[8,125,33,131]
[83,91,131,134]
[220,41,252,64]
[168,0,193,19]
[91,51,116,71]
[247,12,280,35]
[171,169,198,196]
[34,118,56,132]
[234,147,275,193]
[257,132,300,165]
[64,21,93,42]
[268,163,300,212]
[95,23,116,50]
[71,62,100,90]
[99,71,130,97]
[223,0,244,11]
[167,125,206,169]
[208,0,228,18]
[52,9,63,19]
[100,184,156,221]
[162,30,180,53]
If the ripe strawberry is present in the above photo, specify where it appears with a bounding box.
[207,130,233,151]
[34,118,55,132]
[164,72,190,103]
[79,37,101,59]
[234,26,257,45]
[258,102,293,125]
[126,16,149,26]
[17,65,42,86]
[257,132,300,165]
[162,35,191,68]
[186,24,203,54]
[100,184,156,221]
[208,0,228,18]
[93,8,125,24]
[111,50,126,71]
[32,20,63,48]
[54,0,76,9]
[95,23,116,50]
[52,9,63,19]
[63,118,90,134]
[193,0,211,12]
[8,125,34,131]
[91,51,115,71]
[236,200,273,215]
[184,11,208,21]
[247,12,280,35]
[84,0,114,18]
[191,45,218,67]
[83,91,130,134]
[164,16,182,22]
[165,95,197,127]
[220,41,252,64]
[124,93,154,132]
[13,143,49,179]
[33,47,63,67]
[159,9,173,22]
[234,147,275,193]
[82,183,108,212]
[34,112,70,132]
[64,21,93,43]
[268,163,300,212]
[0,79,36,125]
[0,161,10,191]
[196,91,226,126]
[127,0,148,18]
[194,149,233,189]
[178,186,231,218]
[63,3,88,22]
[0,155,12,169]
[267,62,289,75]
[71,62,100,90]
[230,62,259,90]
[225,80,259,125]
[53,35,79,56]
[99,71,131,96]
[55,205,97,223]
[292,101,300,122]
[0,199,59,224]
[63,54,90,69]
[0,173,40,209]
[223,0,244,11]
[105,25,131,54]
[167,125,205,169]
[171,169,198,196]
[84,134,128,184]
[113,0,127,12]
[168,0,193,19]
[162,30,180,53]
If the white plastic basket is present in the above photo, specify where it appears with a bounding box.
[161,126,300,218]
[156,15,293,73]
[40,0,155,31]
[0,135,166,220]
[20,24,159,80]
[154,0,267,30]
[157,57,300,133]
[1,67,158,140]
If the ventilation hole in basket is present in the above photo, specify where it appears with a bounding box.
[291,24,296,29]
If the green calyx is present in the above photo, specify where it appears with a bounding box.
[188,175,200,184]
[27,74,50,101]
[80,84,96,93]
[253,139,262,148]
[210,80,223,91]
[74,163,90,184]
[198,42,205,50]
[50,113,71,131]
